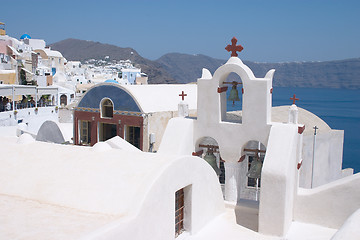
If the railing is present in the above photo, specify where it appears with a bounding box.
[0,101,55,112]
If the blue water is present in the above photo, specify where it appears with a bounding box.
[227,87,360,173]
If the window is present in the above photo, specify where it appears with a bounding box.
[219,161,225,184]
[175,188,185,237]
[79,120,91,145]
[100,98,113,118]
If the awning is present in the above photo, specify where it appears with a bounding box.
[7,45,21,56]
[14,85,36,95]
[0,85,59,96]
[37,86,58,95]
[0,85,37,96]
[0,85,13,96]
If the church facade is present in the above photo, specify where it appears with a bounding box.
[158,37,356,236]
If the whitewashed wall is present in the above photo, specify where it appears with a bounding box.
[77,156,225,240]
[294,173,360,229]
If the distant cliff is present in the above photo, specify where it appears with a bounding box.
[50,39,360,89]
[156,53,360,89]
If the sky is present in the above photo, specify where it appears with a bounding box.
[1,0,360,62]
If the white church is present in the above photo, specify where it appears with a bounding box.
[0,37,359,240]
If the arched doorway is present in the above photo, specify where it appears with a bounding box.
[218,72,243,123]
[194,137,225,195]
[60,94,67,106]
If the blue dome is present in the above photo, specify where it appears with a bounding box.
[104,79,118,84]
[20,34,31,40]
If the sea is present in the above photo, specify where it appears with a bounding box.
[226,87,360,173]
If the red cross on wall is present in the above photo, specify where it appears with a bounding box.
[225,37,244,57]
[179,91,187,101]
[290,94,299,105]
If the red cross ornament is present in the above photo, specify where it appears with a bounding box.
[179,91,187,101]
[225,37,244,57]
[290,94,299,105]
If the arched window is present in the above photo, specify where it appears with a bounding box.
[101,98,113,118]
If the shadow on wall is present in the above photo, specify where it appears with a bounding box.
[36,120,66,144]
[234,199,259,232]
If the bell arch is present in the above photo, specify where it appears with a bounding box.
[194,137,225,187]
[220,72,244,123]
[212,58,255,123]
[241,140,266,200]
[233,139,267,232]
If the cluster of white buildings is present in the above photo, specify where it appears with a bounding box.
[0,23,148,133]
[84,58,148,85]
[0,23,148,107]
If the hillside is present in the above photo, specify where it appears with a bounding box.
[49,39,176,84]
[156,53,360,89]
[50,39,360,89]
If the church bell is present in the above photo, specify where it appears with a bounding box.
[228,85,240,105]
[246,156,263,179]
[203,151,221,176]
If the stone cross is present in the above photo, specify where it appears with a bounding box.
[178,91,189,117]
[179,91,187,101]
[313,126,318,135]
[290,94,299,105]
[225,37,244,57]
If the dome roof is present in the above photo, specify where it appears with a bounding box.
[20,34,31,40]
[104,79,118,84]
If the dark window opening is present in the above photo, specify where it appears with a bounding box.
[99,123,117,142]
[125,125,140,149]
[219,161,225,184]
[175,188,184,238]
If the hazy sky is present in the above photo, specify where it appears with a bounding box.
[2,0,359,62]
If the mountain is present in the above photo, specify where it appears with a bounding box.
[49,39,176,84]
[156,53,360,89]
[50,39,360,89]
